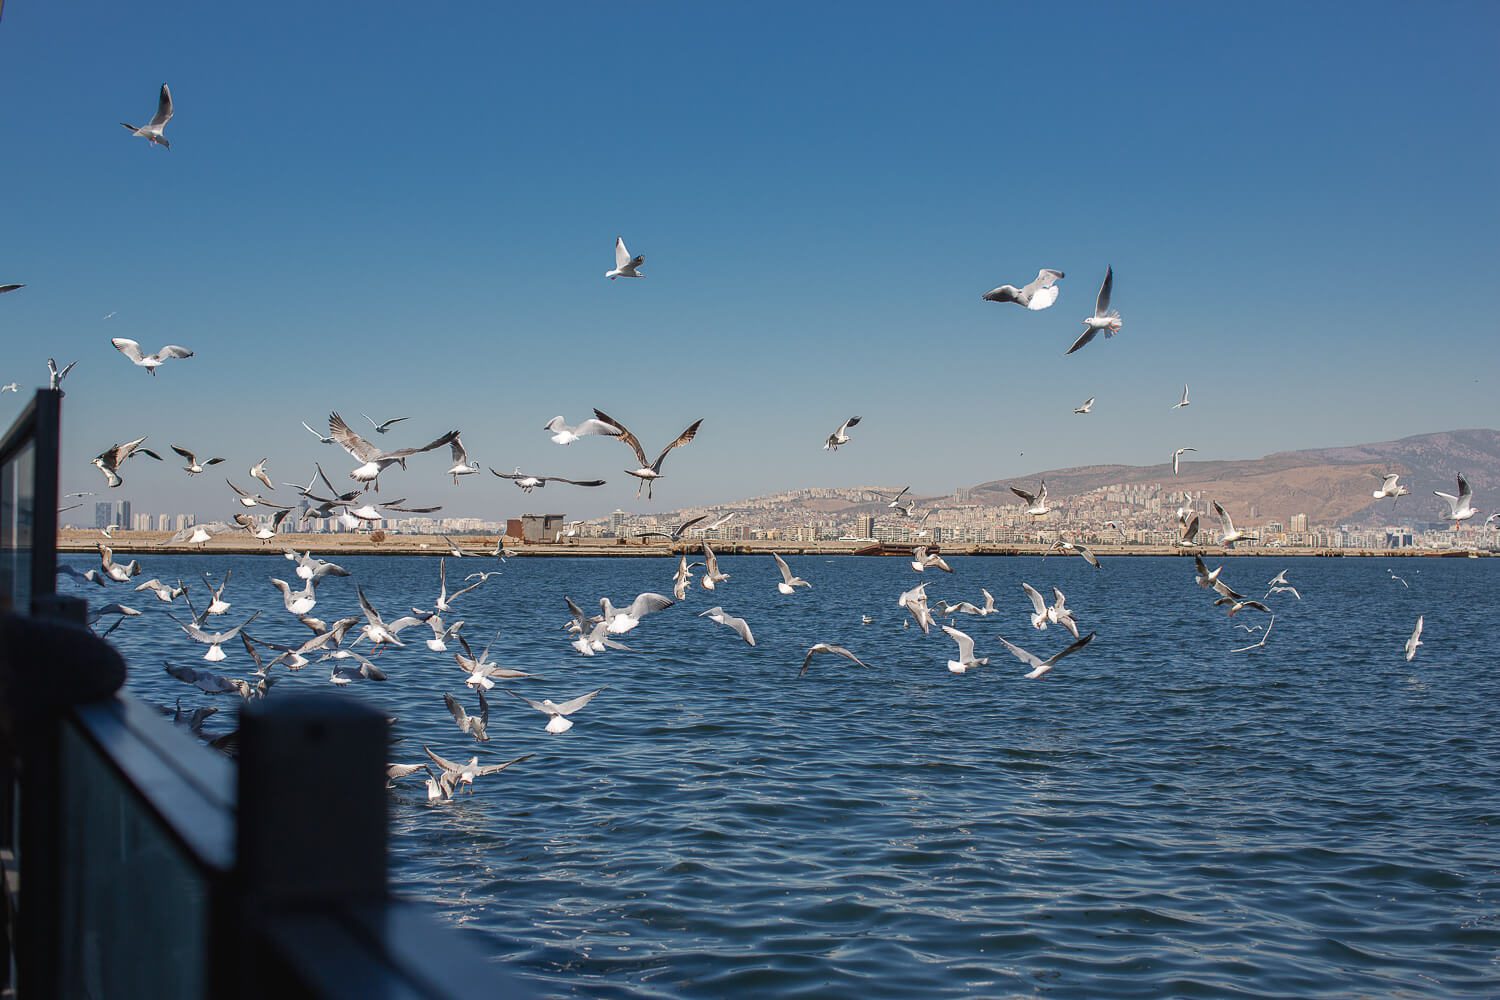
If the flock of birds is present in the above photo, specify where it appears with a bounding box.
[8,82,1477,803]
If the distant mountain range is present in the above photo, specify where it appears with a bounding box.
[682,430,1499,528]
[969,428,1500,526]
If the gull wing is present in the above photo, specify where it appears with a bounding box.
[1044,630,1096,666]
[1212,501,1235,534]
[592,408,649,467]
[150,84,173,128]
[1010,485,1037,505]
[941,625,976,662]
[170,444,195,462]
[383,429,460,461]
[773,552,794,584]
[552,687,606,716]
[1023,268,1064,296]
[614,236,632,270]
[356,585,384,628]
[1094,266,1113,316]
[549,477,607,487]
[981,284,1020,304]
[472,752,534,778]
[651,419,704,471]
[158,345,194,360]
[824,645,866,668]
[1457,473,1471,500]
[328,412,381,462]
[443,692,470,730]
[996,636,1043,670]
[1065,326,1099,355]
[423,745,464,774]
[1021,582,1047,617]
[627,592,674,618]
[111,338,145,364]
[449,437,469,464]
[504,689,551,714]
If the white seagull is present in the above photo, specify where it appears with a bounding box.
[1212,501,1255,546]
[443,690,490,743]
[910,546,953,573]
[1073,397,1095,414]
[362,413,409,434]
[897,582,934,634]
[940,625,989,674]
[1065,266,1121,355]
[167,611,259,662]
[600,592,674,635]
[506,688,606,734]
[824,416,861,451]
[981,268,1064,310]
[1434,473,1478,525]
[490,467,606,493]
[271,577,318,616]
[170,445,224,476]
[592,408,703,499]
[772,552,811,594]
[48,358,77,392]
[700,606,755,646]
[93,436,162,488]
[327,412,459,488]
[111,338,193,375]
[1404,615,1423,661]
[543,414,621,445]
[701,542,730,590]
[1173,447,1196,476]
[798,643,868,678]
[120,83,173,149]
[1011,481,1050,517]
[1171,384,1190,410]
[1372,472,1410,504]
[606,236,644,279]
[445,437,479,484]
[997,631,1096,679]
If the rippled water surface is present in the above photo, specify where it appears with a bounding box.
[76,551,1500,997]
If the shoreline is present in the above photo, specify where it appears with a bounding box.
[59,530,1492,559]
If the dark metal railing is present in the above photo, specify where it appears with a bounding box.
[0,389,531,997]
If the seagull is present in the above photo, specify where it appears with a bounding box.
[1102,520,1127,539]
[1049,537,1101,570]
[201,572,232,615]
[226,479,291,510]
[167,611,259,662]
[1193,555,1243,599]
[427,558,486,614]
[270,577,318,616]
[325,651,388,685]
[1021,582,1051,630]
[1213,596,1271,617]
[111,338,193,375]
[454,632,532,688]
[606,236,644,279]
[1435,473,1478,525]
[1230,615,1275,654]
[0,284,23,295]
[1267,585,1301,600]
[870,486,911,512]
[58,564,107,588]
[445,437,479,484]
[421,748,533,798]
[250,459,275,492]
[424,615,464,653]
[1173,447,1196,476]
[507,688,606,734]
[235,509,290,542]
[1404,615,1423,661]
[1178,514,1201,547]
[591,409,703,499]
[706,511,736,531]
[362,414,410,434]
[490,467,606,493]
[284,550,350,581]
[164,662,247,695]
[543,414,621,445]
[443,690,490,742]
[93,436,162,488]
[301,420,335,444]
[701,542,730,590]
[672,555,701,600]
[1,383,19,393]
[120,83,173,149]
[1372,472,1410,504]
[169,522,230,547]
[897,582,934,634]
[385,763,428,789]
[1065,266,1121,355]
[772,552,811,593]
[1011,481,1050,517]
[700,606,755,646]
[601,592,674,634]
[824,416,862,451]
[135,578,187,603]
[998,631,1096,679]
[170,445,224,476]
[982,268,1065,310]
[910,546,953,573]
[1388,569,1409,589]
[940,625,989,674]
[1212,501,1255,546]
[635,515,708,542]
[1171,384,1190,410]
[798,643,868,678]
[47,358,77,392]
[327,412,459,488]
[355,586,429,648]
[1073,397,1095,414]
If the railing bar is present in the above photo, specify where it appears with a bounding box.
[107,694,237,808]
[259,914,432,1000]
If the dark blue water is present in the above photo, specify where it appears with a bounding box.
[66,551,1500,997]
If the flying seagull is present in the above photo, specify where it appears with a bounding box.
[1230,614,1275,654]
[0,284,23,295]
[701,541,730,590]
[327,412,458,488]
[111,338,193,375]
[1011,481,1050,517]
[443,690,490,743]
[1404,615,1423,661]
[543,414,621,445]
[120,83,173,149]
[997,631,1096,679]
[635,514,708,542]
[824,416,861,451]
[362,413,409,435]
[445,437,479,484]
[505,688,606,733]
[772,552,811,593]
[981,269,1064,310]
[301,420,335,444]
[48,358,77,392]
[1073,397,1095,414]
[940,625,989,674]
[93,436,162,487]
[1212,500,1255,546]
[490,467,605,493]
[1434,473,1478,525]
[700,606,755,646]
[600,592,674,634]
[420,748,533,799]
[1049,537,1101,570]
[592,408,703,499]
[798,643,868,678]
[1065,266,1121,355]
[910,546,953,573]
[1372,473,1410,504]
[170,445,224,476]
[606,236,644,279]
[1171,384,1190,410]
[1172,447,1196,476]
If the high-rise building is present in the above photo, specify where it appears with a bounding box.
[157,514,172,531]
[1290,513,1308,533]
[856,514,875,538]
[610,509,628,536]
[132,512,152,531]
[94,502,114,529]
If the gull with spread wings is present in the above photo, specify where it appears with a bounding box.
[1065,266,1122,355]
[592,408,703,499]
[490,467,605,493]
[327,412,458,489]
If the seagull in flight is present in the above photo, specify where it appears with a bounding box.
[700,606,756,646]
[897,582,934,634]
[1434,473,1478,525]
[443,690,490,742]
[226,478,291,510]
[701,542,730,590]
[824,416,862,451]
[998,631,1096,679]
[362,413,409,435]
[111,338,193,375]
[93,436,162,487]
[1372,472,1410,504]
[1065,266,1121,355]
[635,514,708,542]
[301,420,335,444]
[940,625,989,674]
[1,383,19,393]
[1073,397,1095,414]
[327,412,458,488]
[798,643,868,678]
[982,269,1065,310]
[909,546,953,573]
[1048,537,1101,570]
[120,83,173,149]
[1212,500,1255,546]
[445,437,479,484]
[170,445,224,476]
[870,486,911,512]
[1230,615,1275,654]
[0,284,23,295]
[1171,384,1190,410]
[543,414,621,445]
[421,748,533,799]
[167,611,260,662]
[48,358,77,392]
[1172,447,1196,476]
[490,467,605,493]
[600,592,674,634]
[506,688,606,733]
[592,408,703,499]
[1011,481,1050,517]
[772,552,812,593]
[606,236,644,279]
[1404,615,1423,661]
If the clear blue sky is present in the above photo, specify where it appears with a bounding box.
[3,2,1497,522]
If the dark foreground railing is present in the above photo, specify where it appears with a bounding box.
[0,390,531,998]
